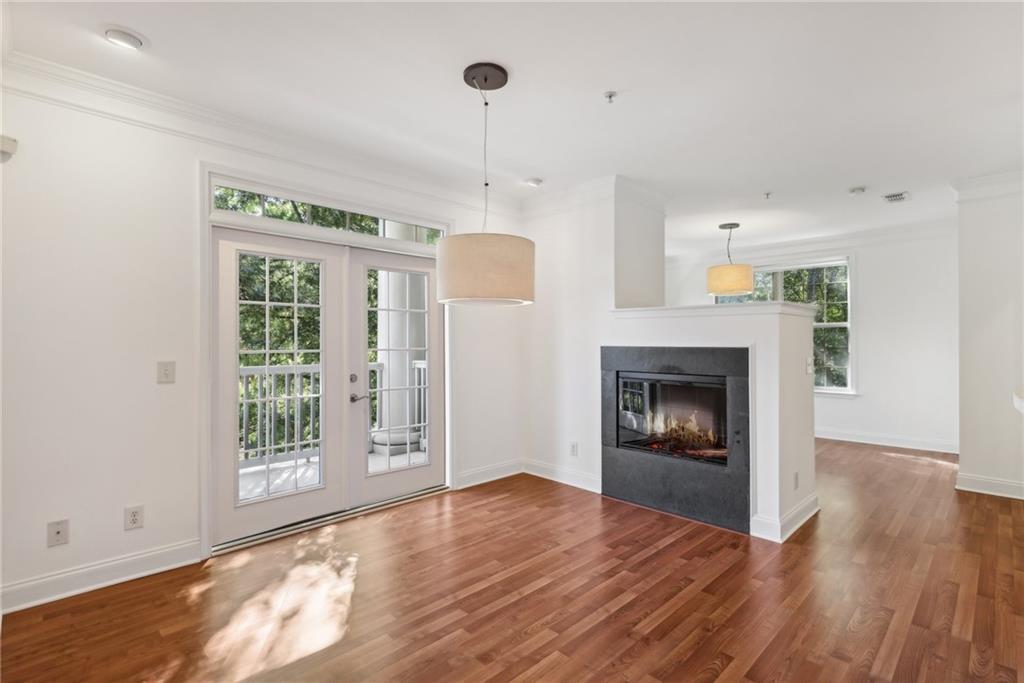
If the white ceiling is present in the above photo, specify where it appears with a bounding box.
[6,2,1022,254]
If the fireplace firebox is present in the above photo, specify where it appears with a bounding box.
[617,373,728,465]
[602,346,750,533]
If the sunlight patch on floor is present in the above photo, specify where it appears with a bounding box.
[879,450,957,468]
[199,551,359,681]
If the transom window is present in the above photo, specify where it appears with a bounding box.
[214,185,444,245]
[718,262,852,391]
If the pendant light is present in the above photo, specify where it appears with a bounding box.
[437,63,535,306]
[706,223,754,296]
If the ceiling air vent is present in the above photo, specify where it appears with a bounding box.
[882,191,910,203]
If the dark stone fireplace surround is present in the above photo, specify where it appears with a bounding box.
[601,346,750,533]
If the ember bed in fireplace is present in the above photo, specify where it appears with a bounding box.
[617,372,728,465]
[602,346,750,533]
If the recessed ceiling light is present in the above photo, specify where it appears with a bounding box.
[104,28,144,51]
[524,178,544,188]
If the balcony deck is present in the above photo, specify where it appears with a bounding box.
[238,451,428,499]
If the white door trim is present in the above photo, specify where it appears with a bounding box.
[196,162,453,558]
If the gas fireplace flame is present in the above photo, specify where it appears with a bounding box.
[640,409,725,460]
[648,410,716,444]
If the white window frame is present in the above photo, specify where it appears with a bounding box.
[718,256,857,396]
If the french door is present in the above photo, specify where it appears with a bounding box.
[346,249,445,507]
[211,228,444,546]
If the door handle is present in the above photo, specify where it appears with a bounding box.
[350,393,370,403]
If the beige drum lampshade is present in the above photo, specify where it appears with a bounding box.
[437,233,535,305]
[706,263,754,297]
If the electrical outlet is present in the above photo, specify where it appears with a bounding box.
[794,472,800,490]
[570,441,579,457]
[156,361,176,384]
[47,519,69,547]
[124,505,145,530]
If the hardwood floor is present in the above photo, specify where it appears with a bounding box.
[1,439,1015,682]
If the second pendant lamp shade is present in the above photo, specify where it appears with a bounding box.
[706,263,754,296]
[437,233,535,306]
[706,222,753,296]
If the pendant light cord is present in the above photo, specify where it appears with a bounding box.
[726,227,734,264]
[472,77,490,233]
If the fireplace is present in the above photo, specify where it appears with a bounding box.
[602,346,750,533]
[617,373,728,465]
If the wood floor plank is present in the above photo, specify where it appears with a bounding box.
[1,439,1018,682]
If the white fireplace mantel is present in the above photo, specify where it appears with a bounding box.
[611,302,818,319]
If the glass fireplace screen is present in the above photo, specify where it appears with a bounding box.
[617,372,728,465]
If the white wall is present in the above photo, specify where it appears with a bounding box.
[0,63,530,609]
[518,180,616,492]
[614,179,665,309]
[666,221,960,453]
[954,173,1023,498]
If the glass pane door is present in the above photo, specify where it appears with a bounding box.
[348,249,444,507]
[237,254,323,501]
[367,268,430,474]
[212,228,346,546]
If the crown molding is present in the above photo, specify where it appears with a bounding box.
[951,171,1023,203]
[4,51,277,138]
[666,217,956,266]
[1,50,522,219]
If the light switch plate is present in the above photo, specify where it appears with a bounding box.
[157,361,176,384]
[805,357,814,375]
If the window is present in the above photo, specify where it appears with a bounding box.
[717,262,852,391]
[213,185,444,245]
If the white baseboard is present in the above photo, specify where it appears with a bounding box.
[955,473,1024,501]
[815,427,958,454]
[749,514,782,543]
[455,458,602,495]
[454,460,524,489]
[2,539,202,613]
[781,494,820,541]
[749,494,820,544]
[522,459,602,493]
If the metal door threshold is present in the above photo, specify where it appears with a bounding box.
[211,484,449,555]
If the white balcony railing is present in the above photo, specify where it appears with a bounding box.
[238,364,321,465]
[367,360,428,431]
[239,359,428,460]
